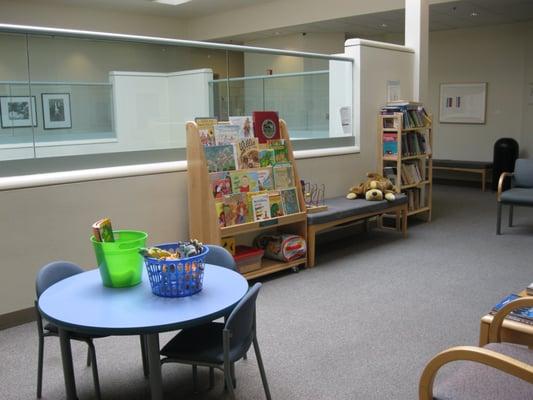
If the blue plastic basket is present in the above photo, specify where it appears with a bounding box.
[143,243,209,298]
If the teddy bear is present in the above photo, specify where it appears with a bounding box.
[346,172,396,202]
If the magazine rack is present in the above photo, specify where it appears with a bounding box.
[186,119,308,279]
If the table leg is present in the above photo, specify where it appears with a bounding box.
[58,328,78,400]
[146,333,163,400]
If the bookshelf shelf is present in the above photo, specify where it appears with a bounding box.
[378,108,433,221]
[186,119,308,279]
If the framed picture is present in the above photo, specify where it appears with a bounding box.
[42,93,72,129]
[0,96,38,128]
[439,83,487,124]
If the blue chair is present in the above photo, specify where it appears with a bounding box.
[497,158,533,234]
[35,261,103,399]
[160,283,271,399]
[205,244,237,270]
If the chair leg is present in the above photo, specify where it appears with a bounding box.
[192,365,198,393]
[509,205,514,227]
[243,352,247,360]
[140,335,149,378]
[223,366,236,399]
[87,341,102,400]
[230,362,236,389]
[37,335,44,398]
[497,203,502,235]
[253,336,272,400]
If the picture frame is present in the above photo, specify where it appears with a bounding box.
[42,93,72,129]
[0,96,38,128]
[439,83,487,124]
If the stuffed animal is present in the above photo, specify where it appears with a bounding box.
[346,172,396,202]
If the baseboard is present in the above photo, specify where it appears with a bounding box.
[0,307,35,330]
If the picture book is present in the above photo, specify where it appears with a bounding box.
[490,293,533,326]
[209,171,232,199]
[256,168,274,191]
[273,164,294,189]
[252,111,280,143]
[251,193,271,221]
[221,237,235,255]
[281,187,300,215]
[230,170,259,193]
[215,201,226,227]
[269,191,284,218]
[491,294,520,313]
[268,139,289,164]
[229,116,254,139]
[236,137,260,169]
[204,144,237,173]
[195,117,217,146]
[259,148,275,167]
[223,193,249,226]
[92,218,115,242]
[214,124,240,145]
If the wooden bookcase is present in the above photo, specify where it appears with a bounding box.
[378,111,433,221]
[186,119,308,279]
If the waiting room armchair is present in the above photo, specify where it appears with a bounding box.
[419,297,533,400]
[497,158,533,234]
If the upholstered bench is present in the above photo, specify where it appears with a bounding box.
[432,159,493,191]
[306,194,408,267]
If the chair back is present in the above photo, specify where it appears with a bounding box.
[205,244,236,271]
[513,159,533,188]
[225,283,261,353]
[36,261,84,298]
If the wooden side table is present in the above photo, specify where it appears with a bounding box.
[479,291,533,347]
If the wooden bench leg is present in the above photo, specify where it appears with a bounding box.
[307,226,317,268]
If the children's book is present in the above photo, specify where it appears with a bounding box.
[273,164,294,189]
[229,116,254,139]
[223,193,249,226]
[209,172,232,199]
[221,237,236,255]
[268,139,289,164]
[256,168,274,191]
[252,111,280,143]
[92,218,115,242]
[251,193,271,221]
[280,187,300,215]
[214,124,240,145]
[269,191,284,218]
[195,117,217,146]
[236,137,260,169]
[204,144,237,173]
[259,148,275,167]
[230,170,259,193]
[215,201,226,227]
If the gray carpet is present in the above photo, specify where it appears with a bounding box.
[2,184,533,400]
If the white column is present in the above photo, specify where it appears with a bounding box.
[405,0,429,103]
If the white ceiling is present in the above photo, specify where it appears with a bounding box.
[38,0,274,18]
[220,0,533,43]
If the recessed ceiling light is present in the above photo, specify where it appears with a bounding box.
[153,0,191,5]
[380,23,388,28]
[470,11,479,17]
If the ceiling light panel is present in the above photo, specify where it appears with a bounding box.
[153,0,191,5]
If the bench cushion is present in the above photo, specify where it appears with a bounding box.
[433,342,533,400]
[500,188,533,206]
[433,159,492,169]
[307,194,407,226]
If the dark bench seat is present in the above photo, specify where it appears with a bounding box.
[307,194,408,267]
[432,159,493,191]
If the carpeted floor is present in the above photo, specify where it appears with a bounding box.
[1,184,533,400]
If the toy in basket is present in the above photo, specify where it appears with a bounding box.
[141,240,209,298]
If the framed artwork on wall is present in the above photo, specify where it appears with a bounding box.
[0,96,38,128]
[439,82,487,124]
[42,93,72,129]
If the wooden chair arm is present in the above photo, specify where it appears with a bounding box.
[419,345,533,400]
[489,297,533,343]
[497,172,514,201]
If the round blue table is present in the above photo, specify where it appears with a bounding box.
[38,265,248,400]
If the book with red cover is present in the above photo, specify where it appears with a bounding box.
[252,111,280,143]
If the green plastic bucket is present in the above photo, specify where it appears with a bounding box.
[91,230,148,288]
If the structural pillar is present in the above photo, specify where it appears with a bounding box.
[405,0,429,103]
